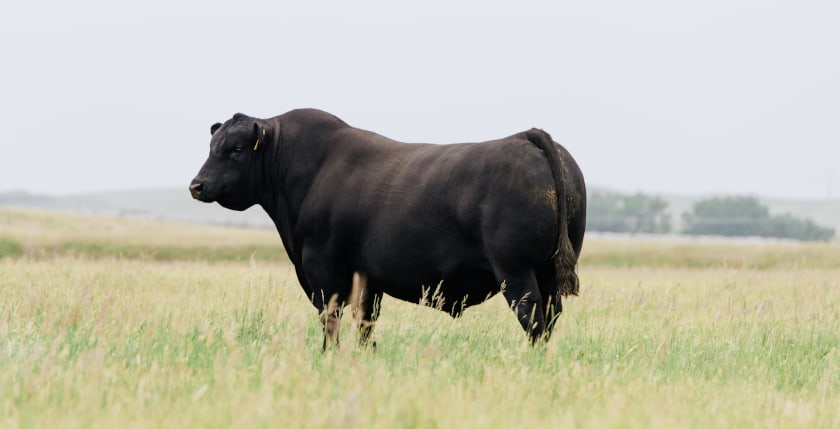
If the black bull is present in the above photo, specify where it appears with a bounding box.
[190,109,586,346]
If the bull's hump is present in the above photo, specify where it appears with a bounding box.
[283,108,349,127]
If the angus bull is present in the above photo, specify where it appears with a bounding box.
[190,109,586,347]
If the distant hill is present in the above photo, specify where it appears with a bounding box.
[0,188,273,228]
[2,187,838,235]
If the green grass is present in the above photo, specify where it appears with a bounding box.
[0,206,282,262]
[0,237,23,258]
[1,207,839,428]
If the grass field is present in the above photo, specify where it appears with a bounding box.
[1,207,839,428]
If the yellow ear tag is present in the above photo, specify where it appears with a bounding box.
[253,129,266,151]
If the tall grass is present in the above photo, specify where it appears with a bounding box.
[1,207,839,428]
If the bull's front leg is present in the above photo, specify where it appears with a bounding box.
[301,245,346,351]
[320,294,343,350]
[350,272,382,348]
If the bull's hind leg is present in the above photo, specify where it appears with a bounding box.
[542,294,562,342]
[497,268,547,344]
[537,264,563,342]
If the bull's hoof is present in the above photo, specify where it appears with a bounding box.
[359,340,377,350]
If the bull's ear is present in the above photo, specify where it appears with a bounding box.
[252,122,268,152]
[210,123,222,135]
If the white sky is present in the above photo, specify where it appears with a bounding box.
[1,0,838,199]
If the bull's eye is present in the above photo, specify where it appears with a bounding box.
[232,146,245,154]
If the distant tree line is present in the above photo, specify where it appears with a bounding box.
[587,191,671,234]
[586,192,835,242]
[681,196,834,242]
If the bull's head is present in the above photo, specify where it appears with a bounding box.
[190,113,269,211]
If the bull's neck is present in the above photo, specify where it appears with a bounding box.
[258,115,340,262]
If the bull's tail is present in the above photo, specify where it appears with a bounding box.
[525,128,579,297]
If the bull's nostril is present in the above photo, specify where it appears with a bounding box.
[189,181,204,198]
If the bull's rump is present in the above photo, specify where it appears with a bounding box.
[304,132,561,305]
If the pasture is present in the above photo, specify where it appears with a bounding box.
[1,207,839,428]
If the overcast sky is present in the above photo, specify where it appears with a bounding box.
[1,0,838,199]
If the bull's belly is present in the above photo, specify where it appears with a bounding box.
[373,266,501,316]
